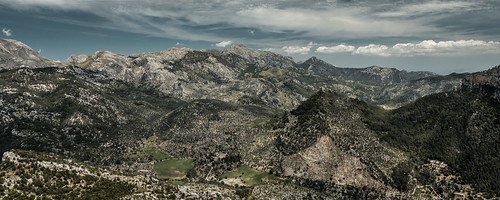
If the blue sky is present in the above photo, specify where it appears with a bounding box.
[1,0,499,74]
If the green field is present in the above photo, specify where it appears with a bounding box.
[245,117,270,128]
[220,165,276,186]
[143,147,171,160]
[127,137,171,161]
[153,159,194,180]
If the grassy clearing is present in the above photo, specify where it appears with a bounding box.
[127,136,171,161]
[259,68,286,78]
[154,159,194,180]
[219,165,276,186]
[143,147,171,161]
[245,117,270,128]
[127,146,171,161]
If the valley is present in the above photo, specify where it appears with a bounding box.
[0,37,498,199]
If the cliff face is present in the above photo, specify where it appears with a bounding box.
[462,65,500,101]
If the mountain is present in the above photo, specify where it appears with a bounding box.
[0,66,184,165]
[0,38,58,70]
[298,56,437,85]
[63,43,465,109]
[462,65,500,102]
[0,38,498,199]
[298,56,466,107]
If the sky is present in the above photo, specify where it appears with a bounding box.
[1,0,499,74]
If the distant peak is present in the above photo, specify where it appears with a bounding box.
[368,65,382,69]
[302,56,328,65]
[226,43,262,59]
[230,43,248,49]
[309,56,319,61]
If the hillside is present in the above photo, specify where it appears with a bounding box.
[64,42,464,109]
[0,38,498,199]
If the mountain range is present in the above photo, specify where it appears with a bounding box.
[0,37,498,199]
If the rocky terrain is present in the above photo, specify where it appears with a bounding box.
[462,65,500,102]
[63,42,465,109]
[0,38,58,70]
[0,38,498,199]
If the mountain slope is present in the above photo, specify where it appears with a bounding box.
[380,89,500,196]
[0,66,184,165]
[64,42,464,109]
[0,38,57,70]
[298,56,436,85]
[1,38,497,199]
[298,56,466,107]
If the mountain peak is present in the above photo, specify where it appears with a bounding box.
[0,37,55,70]
[307,56,319,62]
[299,56,332,67]
[229,43,249,50]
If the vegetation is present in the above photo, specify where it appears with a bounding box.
[0,152,135,200]
[361,90,500,196]
[219,165,276,186]
[245,117,271,128]
[154,159,194,180]
[127,137,171,161]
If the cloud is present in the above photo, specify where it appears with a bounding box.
[354,44,390,56]
[279,42,317,54]
[2,28,12,37]
[376,1,479,17]
[234,7,431,39]
[0,0,438,44]
[316,44,355,53]
[353,40,500,56]
[281,45,311,54]
[0,0,498,49]
[216,40,232,47]
[314,40,500,56]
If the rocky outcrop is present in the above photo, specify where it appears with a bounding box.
[462,65,500,101]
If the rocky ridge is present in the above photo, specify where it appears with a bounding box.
[62,42,465,109]
[462,65,500,101]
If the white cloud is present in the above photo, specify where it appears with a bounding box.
[216,40,232,47]
[281,45,311,54]
[316,44,355,53]
[2,28,12,37]
[235,7,432,39]
[280,42,316,54]
[353,40,500,56]
[354,44,390,56]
